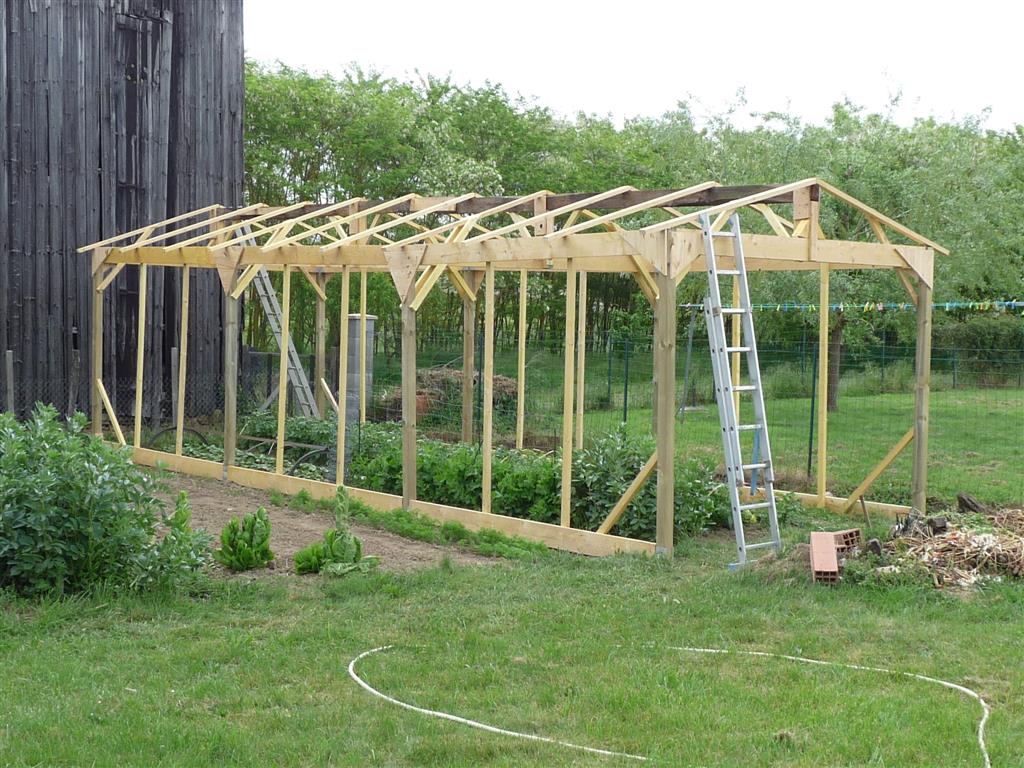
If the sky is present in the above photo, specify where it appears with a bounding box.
[244,0,1022,131]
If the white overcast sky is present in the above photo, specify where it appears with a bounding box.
[245,0,1022,131]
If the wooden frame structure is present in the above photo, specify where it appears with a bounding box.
[81,178,944,557]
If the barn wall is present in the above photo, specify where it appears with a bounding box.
[0,0,244,419]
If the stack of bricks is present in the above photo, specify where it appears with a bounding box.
[810,529,863,583]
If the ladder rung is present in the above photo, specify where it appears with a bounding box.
[717,269,741,276]
[711,231,736,238]
[725,346,750,353]
[721,307,747,315]
[740,501,771,511]
[733,385,756,392]
[742,462,767,470]
[745,541,777,551]
[737,423,763,431]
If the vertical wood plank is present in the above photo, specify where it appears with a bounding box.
[224,285,239,469]
[515,268,527,449]
[481,262,496,513]
[401,299,417,509]
[275,266,291,474]
[91,261,103,435]
[816,264,830,504]
[912,276,933,512]
[560,261,577,527]
[314,274,327,415]
[574,270,587,449]
[133,264,147,448]
[462,290,476,443]
[359,268,368,423]
[654,269,677,556]
[335,266,351,485]
[175,265,190,456]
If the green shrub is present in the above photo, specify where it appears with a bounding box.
[0,405,211,596]
[215,508,274,571]
[294,490,378,576]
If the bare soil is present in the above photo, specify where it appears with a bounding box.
[155,474,496,574]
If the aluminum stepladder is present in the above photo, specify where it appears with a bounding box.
[700,211,781,567]
[236,225,319,418]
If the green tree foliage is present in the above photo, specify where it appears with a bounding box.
[244,63,1024,354]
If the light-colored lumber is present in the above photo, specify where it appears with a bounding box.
[462,292,475,443]
[314,274,327,415]
[78,203,221,252]
[96,379,125,446]
[133,447,224,479]
[224,287,239,469]
[325,194,474,250]
[91,261,103,435]
[912,278,934,512]
[175,266,190,456]
[410,263,446,311]
[275,266,292,474]
[816,264,829,504]
[184,201,311,251]
[575,270,588,449]
[481,262,496,513]
[515,269,527,449]
[319,377,339,413]
[123,203,265,250]
[401,300,417,509]
[336,266,351,484]
[262,198,363,246]
[230,263,260,299]
[300,267,328,301]
[549,181,718,238]
[95,263,126,292]
[467,186,635,243]
[133,265,147,448]
[841,428,915,514]
[359,268,368,423]
[596,452,657,534]
[654,270,677,555]
[560,261,577,527]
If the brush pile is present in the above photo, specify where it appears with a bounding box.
[887,496,1024,587]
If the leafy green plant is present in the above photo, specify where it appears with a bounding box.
[294,490,378,576]
[0,406,211,596]
[291,489,318,512]
[215,508,275,571]
[268,489,287,507]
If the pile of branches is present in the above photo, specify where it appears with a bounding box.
[887,496,1024,587]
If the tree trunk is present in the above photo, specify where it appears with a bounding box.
[826,312,845,412]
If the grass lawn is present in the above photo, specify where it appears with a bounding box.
[591,388,1024,507]
[2,518,1022,767]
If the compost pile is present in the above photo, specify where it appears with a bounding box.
[887,497,1024,587]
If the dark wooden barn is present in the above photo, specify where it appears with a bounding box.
[0,0,244,418]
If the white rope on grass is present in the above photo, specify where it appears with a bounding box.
[348,644,993,767]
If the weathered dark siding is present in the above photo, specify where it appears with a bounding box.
[0,0,244,418]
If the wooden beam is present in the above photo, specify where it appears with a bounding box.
[133,265,147,449]
[314,274,328,415]
[816,265,829,504]
[575,271,588,449]
[896,269,920,306]
[319,377,339,413]
[175,267,190,456]
[549,182,720,238]
[481,262,496,513]
[359,269,368,423]
[78,203,222,252]
[95,262,126,293]
[123,203,266,250]
[96,379,125,446]
[560,261,577,527]
[654,270,677,555]
[840,428,915,514]
[275,266,292,474]
[462,291,476,443]
[596,452,657,534]
[91,263,103,435]
[466,186,635,243]
[515,269,528,450]
[912,278,934,512]
[299,267,327,301]
[401,300,417,509]
[410,263,446,311]
[224,287,239,469]
[229,263,260,299]
[336,267,351,484]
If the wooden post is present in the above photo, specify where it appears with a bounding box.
[4,350,14,413]
[175,266,190,456]
[481,262,496,513]
[133,265,147,448]
[91,265,104,435]
[359,268,368,423]
[401,299,417,509]
[462,289,476,443]
[314,274,327,416]
[560,261,577,527]
[912,277,933,512]
[654,269,677,556]
[816,264,829,504]
[336,267,351,485]
[515,268,527,449]
[224,287,239,470]
[275,266,292,474]
[575,270,588,449]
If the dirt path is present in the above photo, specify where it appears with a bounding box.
[155,474,495,574]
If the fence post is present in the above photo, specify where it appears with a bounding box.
[622,338,631,424]
[4,350,13,414]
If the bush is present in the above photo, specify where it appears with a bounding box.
[215,508,274,571]
[294,490,378,576]
[0,406,211,596]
